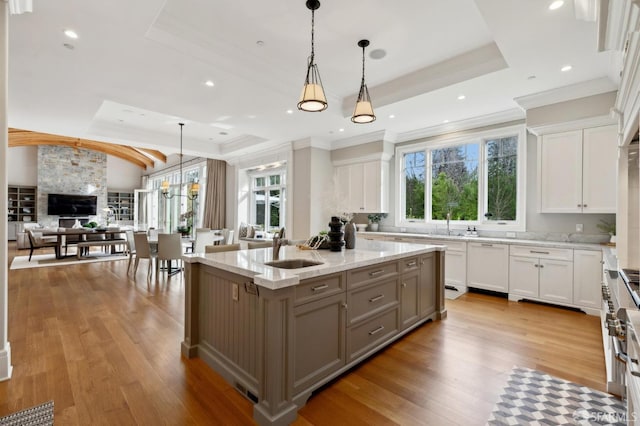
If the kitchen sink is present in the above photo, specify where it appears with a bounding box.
[264,259,324,269]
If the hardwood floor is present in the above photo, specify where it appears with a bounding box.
[1,243,606,425]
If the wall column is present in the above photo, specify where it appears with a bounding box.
[0,0,13,381]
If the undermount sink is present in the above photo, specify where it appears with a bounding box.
[264,259,324,269]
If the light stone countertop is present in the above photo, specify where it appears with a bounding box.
[359,231,607,251]
[183,239,444,290]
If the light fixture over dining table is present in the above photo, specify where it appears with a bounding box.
[161,123,199,200]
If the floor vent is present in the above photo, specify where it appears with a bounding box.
[235,382,259,403]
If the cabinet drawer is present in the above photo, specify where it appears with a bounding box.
[347,261,398,289]
[400,256,420,273]
[347,308,398,362]
[426,239,466,252]
[295,273,345,306]
[510,245,572,261]
[348,278,399,324]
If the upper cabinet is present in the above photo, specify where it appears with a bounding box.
[334,160,389,213]
[538,125,617,213]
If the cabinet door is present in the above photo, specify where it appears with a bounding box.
[467,243,509,292]
[420,253,436,318]
[539,130,583,213]
[582,125,617,213]
[509,256,539,298]
[350,163,366,212]
[538,259,573,304]
[573,249,602,309]
[334,165,355,212]
[400,271,419,329]
[293,292,346,394]
[445,249,466,289]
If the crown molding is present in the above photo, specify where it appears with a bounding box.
[292,137,332,151]
[330,130,397,150]
[395,108,524,143]
[527,114,616,136]
[513,77,617,111]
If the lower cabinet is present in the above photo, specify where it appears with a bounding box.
[573,249,603,309]
[419,252,436,318]
[509,245,574,305]
[467,242,509,292]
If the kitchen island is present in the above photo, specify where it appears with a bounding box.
[181,239,445,426]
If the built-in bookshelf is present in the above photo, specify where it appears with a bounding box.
[8,185,37,223]
[107,191,134,222]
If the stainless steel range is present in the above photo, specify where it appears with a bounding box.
[601,266,640,397]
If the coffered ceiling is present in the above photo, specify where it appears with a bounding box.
[7,0,619,161]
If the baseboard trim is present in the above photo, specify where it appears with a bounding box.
[0,343,13,381]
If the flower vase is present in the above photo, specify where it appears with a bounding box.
[369,223,379,232]
[344,222,356,249]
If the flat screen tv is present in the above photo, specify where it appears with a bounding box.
[47,193,98,216]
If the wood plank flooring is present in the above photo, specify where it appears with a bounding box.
[1,243,606,425]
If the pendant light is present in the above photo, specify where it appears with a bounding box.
[161,123,199,200]
[298,0,327,112]
[352,39,376,124]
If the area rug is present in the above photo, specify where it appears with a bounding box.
[10,253,128,270]
[487,367,626,425]
[0,400,53,425]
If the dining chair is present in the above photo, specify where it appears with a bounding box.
[247,241,271,249]
[225,229,235,245]
[156,233,184,277]
[26,229,60,261]
[125,230,136,274]
[133,232,156,279]
[195,227,211,233]
[205,243,241,253]
[193,230,217,254]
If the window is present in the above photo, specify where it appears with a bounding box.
[398,125,525,230]
[250,169,286,232]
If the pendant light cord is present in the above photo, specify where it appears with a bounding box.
[310,9,315,64]
[360,43,366,87]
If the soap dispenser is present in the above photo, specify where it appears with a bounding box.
[472,227,478,237]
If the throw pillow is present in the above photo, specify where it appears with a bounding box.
[239,223,248,238]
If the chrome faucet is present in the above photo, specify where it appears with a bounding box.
[272,227,288,260]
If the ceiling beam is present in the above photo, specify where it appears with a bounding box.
[8,128,164,169]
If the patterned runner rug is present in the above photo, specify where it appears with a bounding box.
[0,401,53,426]
[487,367,626,425]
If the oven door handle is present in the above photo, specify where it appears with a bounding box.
[613,336,629,364]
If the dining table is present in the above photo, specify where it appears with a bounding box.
[42,228,127,259]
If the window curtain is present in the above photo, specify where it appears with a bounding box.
[202,159,226,229]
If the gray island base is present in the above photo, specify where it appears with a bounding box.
[181,240,446,425]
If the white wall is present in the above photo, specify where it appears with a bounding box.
[7,146,142,190]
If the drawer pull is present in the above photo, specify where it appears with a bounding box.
[401,282,407,288]
[369,270,385,277]
[530,250,550,255]
[369,294,385,303]
[311,284,329,292]
[394,237,403,241]
[534,264,539,268]
[481,243,493,247]
[406,260,417,267]
[368,325,385,336]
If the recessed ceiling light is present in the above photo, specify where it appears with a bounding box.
[548,1,564,10]
[527,75,537,80]
[64,29,78,39]
[205,80,214,87]
[286,110,293,114]
[369,49,386,60]
[457,95,466,100]
[389,114,395,119]
[63,43,74,50]
[339,128,345,132]
[443,120,450,123]
[219,131,228,136]
[256,40,265,47]
[248,115,257,119]
[561,65,572,72]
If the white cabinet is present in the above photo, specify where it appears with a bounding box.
[429,240,467,293]
[467,242,509,292]
[509,245,575,305]
[538,125,617,213]
[573,249,603,309]
[334,160,388,213]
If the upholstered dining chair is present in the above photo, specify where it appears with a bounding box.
[222,229,235,245]
[125,230,136,274]
[247,241,271,249]
[205,243,241,253]
[26,229,60,261]
[192,230,217,254]
[156,233,183,277]
[133,232,156,279]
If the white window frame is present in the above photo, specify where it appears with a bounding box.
[395,124,527,232]
[249,167,286,232]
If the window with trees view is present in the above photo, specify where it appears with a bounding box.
[399,126,524,229]
[251,170,286,232]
